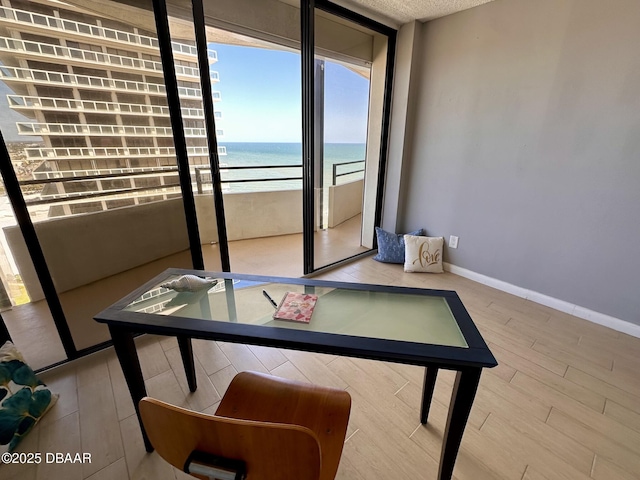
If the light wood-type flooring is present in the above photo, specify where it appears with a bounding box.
[3,256,640,480]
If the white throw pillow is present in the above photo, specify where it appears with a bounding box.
[403,235,444,273]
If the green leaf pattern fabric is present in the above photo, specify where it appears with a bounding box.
[0,342,57,452]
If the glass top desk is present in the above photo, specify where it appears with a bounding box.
[94,268,497,480]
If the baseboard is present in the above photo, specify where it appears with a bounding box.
[443,262,640,339]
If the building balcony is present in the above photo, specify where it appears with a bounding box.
[6,95,206,119]
[0,37,207,80]
[32,165,178,180]
[16,122,208,139]
[0,5,157,49]
[0,5,216,64]
[0,66,217,100]
[0,66,163,94]
[24,145,225,160]
[171,42,219,64]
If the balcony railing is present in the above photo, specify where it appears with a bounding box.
[16,122,207,138]
[7,95,206,118]
[0,37,205,79]
[0,66,215,99]
[22,163,304,208]
[332,160,365,185]
[195,165,303,193]
[24,145,226,160]
[0,5,217,63]
[29,185,183,206]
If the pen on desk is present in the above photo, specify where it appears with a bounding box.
[263,290,278,309]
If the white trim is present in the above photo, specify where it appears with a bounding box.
[443,262,640,339]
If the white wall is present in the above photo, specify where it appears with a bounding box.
[217,190,303,241]
[328,179,363,228]
[4,198,189,300]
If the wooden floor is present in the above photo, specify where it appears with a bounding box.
[4,256,640,480]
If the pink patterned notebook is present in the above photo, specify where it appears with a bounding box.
[273,292,318,323]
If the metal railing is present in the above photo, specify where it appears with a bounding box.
[192,160,364,194]
[7,95,206,118]
[332,160,365,185]
[14,160,329,212]
[0,5,217,62]
[22,166,183,206]
[195,165,303,193]
[26,184,183,206]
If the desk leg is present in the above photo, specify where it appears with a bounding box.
[438,367,481,480]
[109,325,153,452]
[421,366,439,424]
[177,336,197,392]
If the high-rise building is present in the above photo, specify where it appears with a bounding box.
[0,0,223,217]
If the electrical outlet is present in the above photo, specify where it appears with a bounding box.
[449,235,459,249]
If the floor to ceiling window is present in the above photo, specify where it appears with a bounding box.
[197,0,395,274]
[0,0,204,363]
[0,0,395,370]
[312,5,392,269]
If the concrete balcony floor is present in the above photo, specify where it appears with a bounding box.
[2,215,367,370]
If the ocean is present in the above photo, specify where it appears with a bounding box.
[219,142,366,192]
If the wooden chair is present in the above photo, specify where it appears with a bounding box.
[139,371,352,480]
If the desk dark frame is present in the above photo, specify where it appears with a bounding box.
[94,268,497,480]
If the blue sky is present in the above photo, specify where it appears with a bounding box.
[210,43,370,143]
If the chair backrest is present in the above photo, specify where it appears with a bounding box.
[215,371,351,480]
[139,397,322,480]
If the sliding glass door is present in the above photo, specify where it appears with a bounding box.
[312,5,392,269]
[194,0,395,274]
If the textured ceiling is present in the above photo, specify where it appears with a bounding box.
[337,0,497,25]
